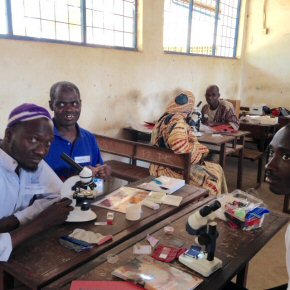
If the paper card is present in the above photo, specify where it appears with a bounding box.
[144,191,166,204]
[133,244,152,255]
[146,234,159,247]
[162,195,183,207]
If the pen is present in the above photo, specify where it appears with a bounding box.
[152,179,169,190]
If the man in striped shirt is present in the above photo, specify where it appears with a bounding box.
[201,85,240,130]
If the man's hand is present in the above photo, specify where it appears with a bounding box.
[37,198,73,229]
[10,198,73,251]
[89,164,111,179]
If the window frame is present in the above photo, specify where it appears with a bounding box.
[0,0,138,51]
[164,0,242,59]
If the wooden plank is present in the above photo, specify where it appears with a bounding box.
[134,145,189,170]
[96,135,135,158]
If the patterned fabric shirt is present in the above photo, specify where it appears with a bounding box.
[201,100,240,130]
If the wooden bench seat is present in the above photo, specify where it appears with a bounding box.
[95,134,192,184]
[105,160,150,182]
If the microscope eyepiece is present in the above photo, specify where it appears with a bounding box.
[209,200,221,211]
[199,200,221,217]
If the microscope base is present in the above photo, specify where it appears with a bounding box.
[179,253,222,277]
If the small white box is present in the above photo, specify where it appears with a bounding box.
[249,106,264,116]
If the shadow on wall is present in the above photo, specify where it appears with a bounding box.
[242,33,290,107]
[242,62,290,107]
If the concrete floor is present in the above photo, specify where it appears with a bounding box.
[224,156,289,290]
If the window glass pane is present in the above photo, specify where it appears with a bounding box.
[6,0,136,49]
[55,1,69,23]
[190,0,216,55]
[40,0,55,21]
[25,17,41,37]
[163,0,189,53]
[0,0,8,34]
[124,32,133,47]
[164,0,240,58]
[86,0,136,48]
[124,17,133,33]
[215,1,239,57]
[69,6,81,25]
[41,19,55,39]
[124,1,134,17]
[24,0,40,18]
[11,0,81,41]
[56,22,69,40]
[114,15,123,31]
[69,24,81,42]
[115,31,124,46]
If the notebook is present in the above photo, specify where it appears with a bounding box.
[70,281,143,290]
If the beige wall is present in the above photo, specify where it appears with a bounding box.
[241,0,290,108]
[0,0,243,136]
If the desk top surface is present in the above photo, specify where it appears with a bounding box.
[1,178,208,290]
[123,127,247,146]
[44,199,288,290]
[197,133,235,145]
[240,121,279,128]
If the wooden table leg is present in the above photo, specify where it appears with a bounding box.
[236,263,249,288]
[237,147,243,189]
[219,143,226,168]
[0,267,14,290]
[237,136,245,189]
[283,195,290,214]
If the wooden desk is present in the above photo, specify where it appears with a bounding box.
[239,122,279,151]
[0,179,208,290]
[43,200,288,290]
[198,132,248,189]
[197,133,235,167]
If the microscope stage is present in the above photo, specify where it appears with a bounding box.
[179,253,222,277]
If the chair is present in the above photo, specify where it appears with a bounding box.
[225,99,240,117]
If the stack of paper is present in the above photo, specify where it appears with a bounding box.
[143,191,183,207]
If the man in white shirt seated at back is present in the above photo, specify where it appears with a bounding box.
[0,103,72,262]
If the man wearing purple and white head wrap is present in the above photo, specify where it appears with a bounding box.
[7,103,53,128]
[0,103,72,261]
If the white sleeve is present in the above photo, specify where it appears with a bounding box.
[0,233,12,262]
[14,195,61,225]
[14,161,63,225]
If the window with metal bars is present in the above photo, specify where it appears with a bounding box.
[164,0,241,58]
[0,0,137,49]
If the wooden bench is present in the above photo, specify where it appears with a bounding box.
[95,134,192,184]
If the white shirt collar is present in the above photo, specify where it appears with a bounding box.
[0,148,19,172]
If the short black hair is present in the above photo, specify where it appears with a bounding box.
[50,81,80,101]
[206,85,220,93]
